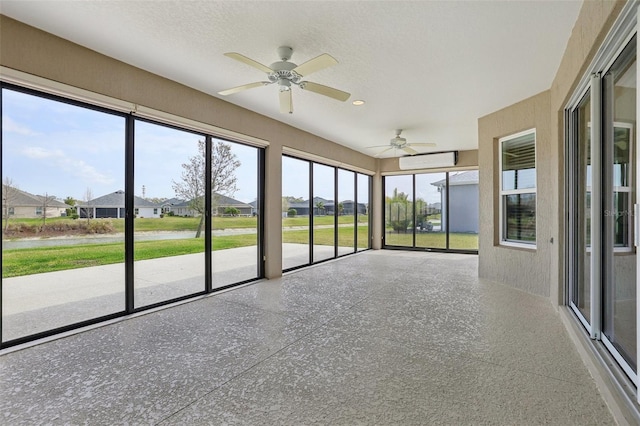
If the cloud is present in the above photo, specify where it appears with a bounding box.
[23,146,58,159]
[21,146,115,185]
[2,116,39,136]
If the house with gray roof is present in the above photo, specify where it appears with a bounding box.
[76,190,161,219]
[2,186,71,219]
[431,170,479,233]
[324,200,367,216]
[165,193,253,217]
[284,197,367,217]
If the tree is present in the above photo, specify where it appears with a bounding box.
[315,201,325,216]
[386,188,412,233]
[83,187,94,222]
[338,202,344,216]
[39,192,57,226]
[172,140,240,238]
[2,177,20,232]
[64,196,77,217]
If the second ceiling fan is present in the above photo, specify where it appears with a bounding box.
[218,46,350,114]
[369,129,436,157]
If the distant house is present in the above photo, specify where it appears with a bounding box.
[285,197,366,217]
[324,200,367,216]
[160,198,185,215]
[431,170,479,233]
[165,193,253,217]
[286,200,310,216]
[76,190,161,219]
[249,200,259,216]
[2,186,71,219]
[213,194,253,216]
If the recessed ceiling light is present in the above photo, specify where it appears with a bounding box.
[352,100,365,106]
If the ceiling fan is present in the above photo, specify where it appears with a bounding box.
[218,46,350,114]
[369,129,436,157]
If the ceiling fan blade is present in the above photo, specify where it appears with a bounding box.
[374,147,394,157]
[366,144,394,148]
[292,53,338,77]
[224,52,273,73]
[218,81,270,96]
[407,142,437,147]
[402,146,419,155]
[299,81,350,102]
[279,89,293,114]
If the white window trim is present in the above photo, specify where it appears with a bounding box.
[612,122,634,252]
[498,128,537,248]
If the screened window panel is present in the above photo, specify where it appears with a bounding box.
[502,133,536,191]
[503,193,536,243]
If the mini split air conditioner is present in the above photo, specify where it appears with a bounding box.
[398,151,458,170]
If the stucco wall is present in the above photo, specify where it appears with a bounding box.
[478,0,626,301]
[6,206,65,219]
[0,15,377,278]
[478,91,553,297]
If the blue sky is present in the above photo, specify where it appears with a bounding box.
[385,173,444,203]
[2,89,258,203]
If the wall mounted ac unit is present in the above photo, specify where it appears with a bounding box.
[398,151,458,170]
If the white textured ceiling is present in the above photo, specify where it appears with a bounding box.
[0,0,583,158]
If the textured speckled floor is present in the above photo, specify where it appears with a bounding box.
[0,251,615,425]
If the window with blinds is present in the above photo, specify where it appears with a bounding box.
[499,130,536,245]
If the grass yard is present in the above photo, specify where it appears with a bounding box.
[4,215,365,235]
[2,235,258,278]
[384,231,478,250]
[3,221,477,279]
[282,225,370,248]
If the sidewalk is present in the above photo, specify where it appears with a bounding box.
[2,245,263,341]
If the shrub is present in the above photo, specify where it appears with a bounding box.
[224,207,240,216]
[86,220,115,234]
[287,208,297,217]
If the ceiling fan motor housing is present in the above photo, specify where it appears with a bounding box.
[277,46,293,61]
[391,136,407,148]
[268,60,301,87]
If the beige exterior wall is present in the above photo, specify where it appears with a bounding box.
[0,15,376,278]
[478,0,626,301]
[5,206,66,219]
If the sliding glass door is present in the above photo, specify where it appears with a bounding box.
[602,37,637,374]
[568,34,638,385]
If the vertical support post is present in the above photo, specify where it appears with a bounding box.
[257,147,266,278]
[334,167,338,258]
[309,161,314,264]
[125,115,135,312]
[590,73,602,340]
[205,135,212,293]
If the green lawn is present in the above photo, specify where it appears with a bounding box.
[2,235,257,278]
[2,219,477,279]
[384,231,478,250]
[282,225,370,248]
[4,215,366,234]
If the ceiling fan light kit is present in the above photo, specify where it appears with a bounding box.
[219,46,351,114]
